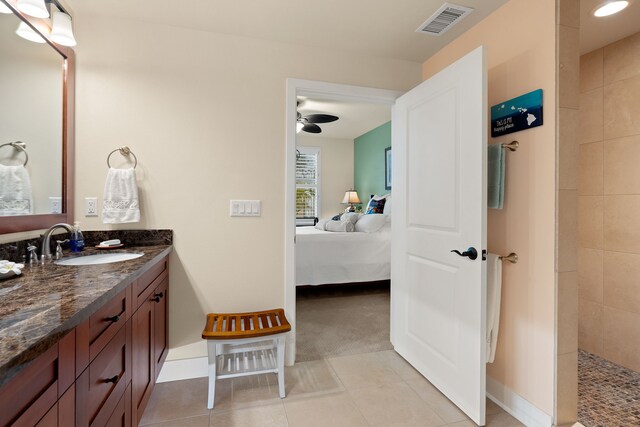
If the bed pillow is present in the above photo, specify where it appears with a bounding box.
[342,212,361,224]
[383,195,391,215]
[355,213,387,233]
[315,219,328,230]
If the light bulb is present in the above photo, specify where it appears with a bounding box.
[296,122,304,133]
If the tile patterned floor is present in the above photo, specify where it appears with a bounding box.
[578,350,640,427]
[140,351,524,426]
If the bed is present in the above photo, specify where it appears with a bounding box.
[295,222,391,286]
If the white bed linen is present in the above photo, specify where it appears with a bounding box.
[295,223,391,286]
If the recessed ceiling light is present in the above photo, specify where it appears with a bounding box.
[593,1,629,17]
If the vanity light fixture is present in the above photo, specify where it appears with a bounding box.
[50,10,76,46]
[593,0,629,16]
[15,21,46,43]
[0,2,12,14]
[16,0,49,18]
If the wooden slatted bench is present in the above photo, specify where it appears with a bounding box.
[201,308,291,409]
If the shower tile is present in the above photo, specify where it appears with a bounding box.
[578,299,603,356]
[578,142,603,196]
[578,88,603,144]
[603,135,640,195]
[604,75,640,140]
[603,31,640,85]
[577,196,603,249]
[579,49,603,93]
[603,307,640,372]
[558,272,578,355]
[604,195,640,254]
[578,350,640,427]
[578,248,603,304]
[603,251,640,315]
[557,352,578,426]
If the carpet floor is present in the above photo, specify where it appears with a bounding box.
[295,282,393,362]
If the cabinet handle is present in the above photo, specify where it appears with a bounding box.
[152,292,164,303]
[105,314,120,323]
[104,375,119,384]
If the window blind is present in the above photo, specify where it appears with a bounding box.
[296,148,320,219]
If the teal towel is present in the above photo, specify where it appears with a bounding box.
[488,144,505,209]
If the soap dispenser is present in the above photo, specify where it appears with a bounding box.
[69,221,85,252]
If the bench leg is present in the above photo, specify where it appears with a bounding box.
[276,336,286,399]
[207,340,218,409]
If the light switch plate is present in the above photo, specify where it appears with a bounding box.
[85,197,98,216]
[230,200,261,217]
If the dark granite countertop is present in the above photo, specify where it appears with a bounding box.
[0,243,173,388]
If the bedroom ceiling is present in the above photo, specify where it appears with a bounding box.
[580,0,640,53]
[297,98,390,140]
[70,0,509,63]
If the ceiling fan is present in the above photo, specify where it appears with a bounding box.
[296,106,339,134]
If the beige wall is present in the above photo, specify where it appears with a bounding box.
[423,0,557,415]
[297,135,354,220]
[578,31,640,373]
[69,14,421,359]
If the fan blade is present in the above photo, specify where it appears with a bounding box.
[304,114,338,124]
[302,123,322,133]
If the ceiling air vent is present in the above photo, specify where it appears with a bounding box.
[416,3,474,36]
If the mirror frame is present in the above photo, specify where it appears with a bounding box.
[0,1,74,234]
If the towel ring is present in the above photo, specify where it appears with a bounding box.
[107,146,137,169]
[0,141,28,167]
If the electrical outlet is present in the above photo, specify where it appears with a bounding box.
[85,197,98,216]
[49,197,62,214]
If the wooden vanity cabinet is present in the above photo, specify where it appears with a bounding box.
[0,255,169,427]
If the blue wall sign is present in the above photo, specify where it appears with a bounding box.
[491,89,543,137]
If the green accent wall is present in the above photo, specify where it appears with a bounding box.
[354,121,391,206]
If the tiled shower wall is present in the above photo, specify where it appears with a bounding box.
[578,31,640,373]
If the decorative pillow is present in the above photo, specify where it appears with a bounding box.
[325,220,355,232]
[341,212,361,224]
[366,197,386,214]
[355,213,387,233]
[331,213,343,221]
[383,195,391,215]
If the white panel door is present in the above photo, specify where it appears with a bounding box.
[391,46,487,425]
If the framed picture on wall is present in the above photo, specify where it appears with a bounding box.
[385,147,391,190]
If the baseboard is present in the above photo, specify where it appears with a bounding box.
[156,356,208,383]
[486,376,553,427]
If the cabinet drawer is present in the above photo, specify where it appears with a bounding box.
[153,277,169,379]
[0,332,75,427]
[134,257,168,309]
[77,288,131,373]
[76,321,131,427]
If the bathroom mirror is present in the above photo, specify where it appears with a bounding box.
[0,1,74,234]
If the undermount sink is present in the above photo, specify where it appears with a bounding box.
[55,252,144,266]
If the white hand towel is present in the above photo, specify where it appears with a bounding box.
[102,167,140,224]
[486,253,503,364]
[0,164,33,216]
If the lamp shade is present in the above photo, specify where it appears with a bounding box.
[341,190,361,204]
[50,11,76,46]
[16,0,49,18]
[16,21,46,43]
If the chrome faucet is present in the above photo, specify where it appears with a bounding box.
[41,223,74,263]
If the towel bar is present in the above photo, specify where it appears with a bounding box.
[499,252,518,263]
[106,146,138,169]
[501,141,519,152]
[0,141,28,167]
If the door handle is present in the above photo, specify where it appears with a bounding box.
[451,247,478,260]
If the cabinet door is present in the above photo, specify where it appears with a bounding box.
[152,277,169,379]
[132,298,154,426]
